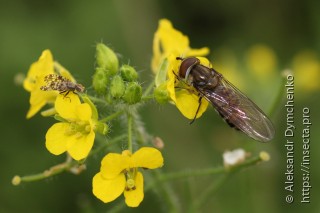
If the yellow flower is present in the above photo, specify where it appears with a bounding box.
[92,147,164,207]
[292,50,320,91]
[45,93,96,160]
[152,19,210,120]
[23,50,76,118]
[245,44,277,78]
[23,50,56,118]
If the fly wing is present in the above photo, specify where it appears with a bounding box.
[198,76,275,142]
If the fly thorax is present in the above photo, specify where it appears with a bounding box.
[66,81,75,90]
[205,75,220,88]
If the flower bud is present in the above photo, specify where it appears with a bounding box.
[120,64,138,82]
[12,175,21,186]
[92,68,109,95]
[95,122,109,135]
[96,43,119,75]
[110,75,125,98]
[154,83,170,104]
[123,82,142,105]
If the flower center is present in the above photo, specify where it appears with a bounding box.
[65,120,91,137]
[125,168,137,191]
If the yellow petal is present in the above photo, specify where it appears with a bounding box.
[124,172,144,207]
[24,50,58,118]
[55,93,81,119]
[92,172,125,203]
[75,103,92,121]
[186,47,210,58]
[26,89,57,119]
[151,19,209,74]
[131,147,163,169]
[175,90,209,119]
[100,153,130,179]
[45,123,69,155]
[54,62,76,82]
[67,130,95,160]
[23,50,54,92]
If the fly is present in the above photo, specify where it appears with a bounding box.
[176,57,275,142]
[40,74,85,97]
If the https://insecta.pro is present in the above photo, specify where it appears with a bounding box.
[40,74,85,97]
[176,57,275,142]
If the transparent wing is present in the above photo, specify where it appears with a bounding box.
[198,76,275,142]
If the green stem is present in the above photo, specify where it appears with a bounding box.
[13,135,127,185]
[268,73,287,117]
[149,170,180,212]
[191,174,230,212]
[143,80,155,97]
[127,112,133,152]
[141,94,154,102]
[86,95,108,105]
[146,154,264,190]
[12,159,78,184]
[99,110,124,123]
[90,134,127,156]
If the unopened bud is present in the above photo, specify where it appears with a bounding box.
[110,75,125,98]
[123,82,142,105]
[12,175,21,186]
[95,122,109,135]
[259,151,270,162]
[120,65,138,82]
[96,43,119,75]
[92,68,109,95]
[154,83,170,104]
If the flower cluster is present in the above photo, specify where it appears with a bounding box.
[92,43,142,105]
[23,50,101,160]
[22,45,164,207]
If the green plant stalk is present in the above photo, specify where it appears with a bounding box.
[141,94,154,102]
[268,73,287,117]
[127,112,133,152]
[14,135,126,184]
[87,95,108,105]
[146,154,264,190]
[89,134,127,156]
[191,174,230,212]
[129,110,179,211]
[143,80,155,97]
[14,160,78,183]
[99,110,124,123]
[149,170,180,212]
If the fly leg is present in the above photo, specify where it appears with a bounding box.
[190,96,202,124]
[60,90,71,102]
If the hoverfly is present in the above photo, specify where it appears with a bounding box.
[40,74,85,97]
[176,57,275,142]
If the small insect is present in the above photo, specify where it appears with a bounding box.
[176,57,275,142]
[40,74,85,97]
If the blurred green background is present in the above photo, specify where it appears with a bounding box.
[1,0,319,212]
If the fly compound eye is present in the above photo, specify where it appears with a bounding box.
[177,57,200,78]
